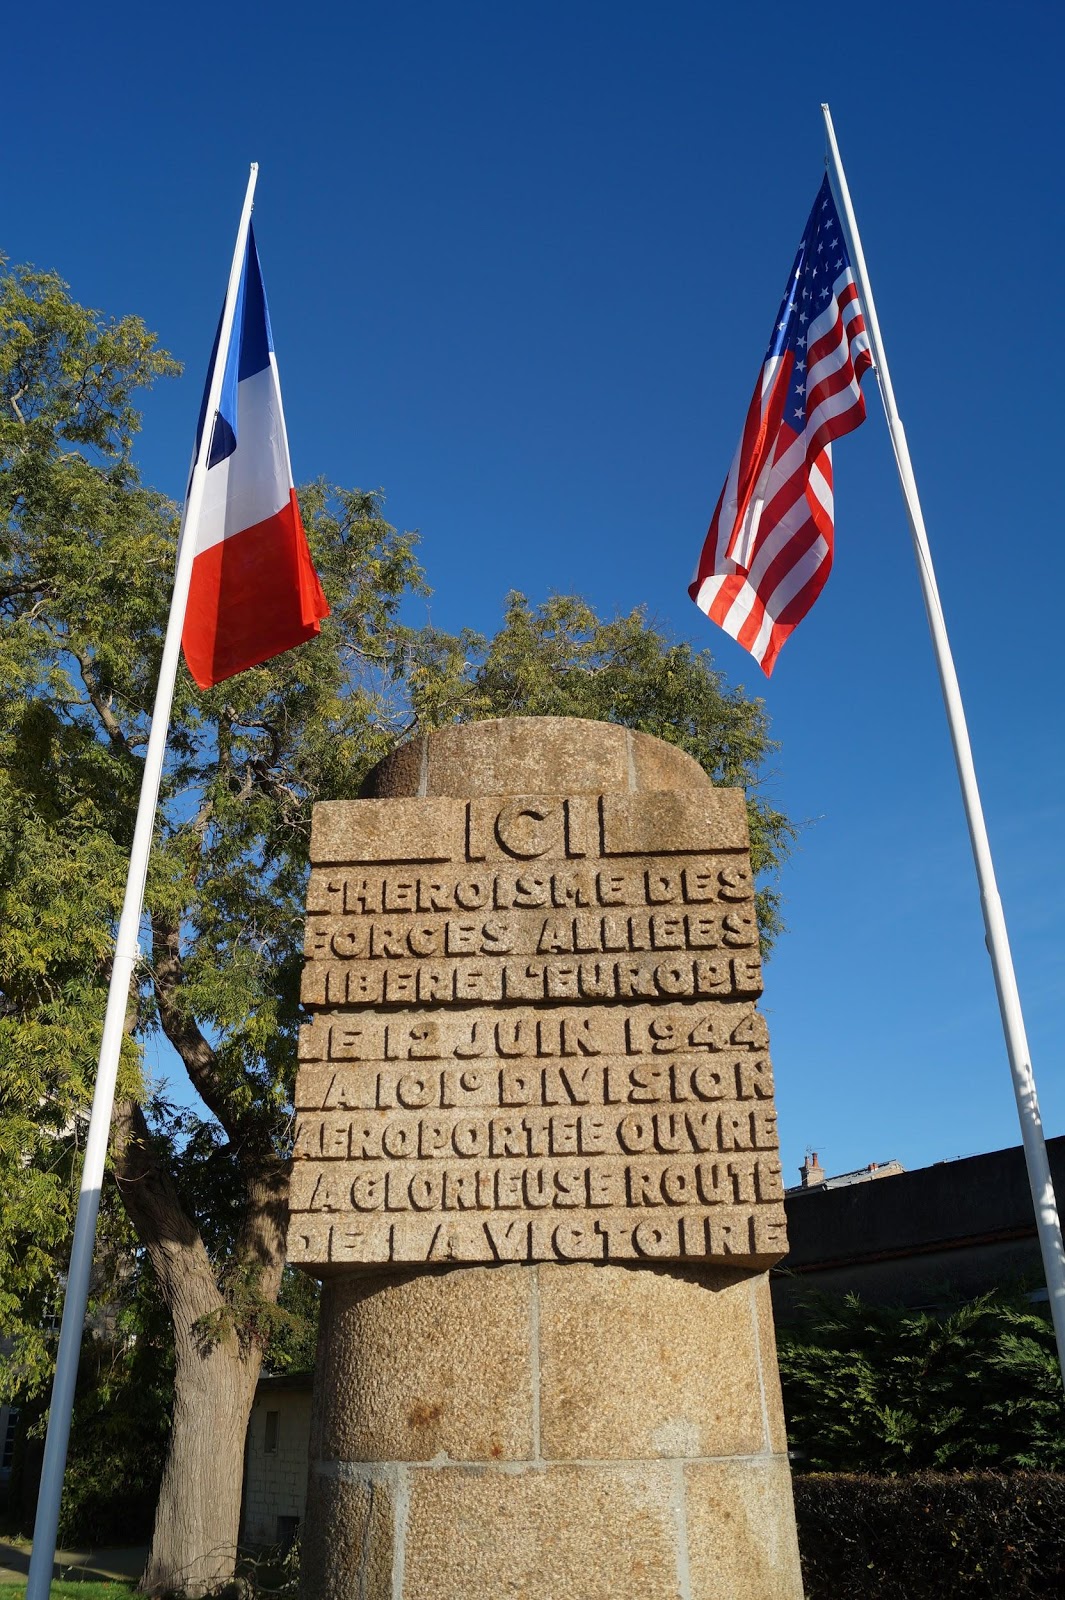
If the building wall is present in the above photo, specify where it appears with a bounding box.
[771,1135,1065,1320]
[773,1235,1045,1319]
[242,1385,312,1548]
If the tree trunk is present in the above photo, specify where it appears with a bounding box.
[140,1328,262,1596]
[112,1097,288,1597]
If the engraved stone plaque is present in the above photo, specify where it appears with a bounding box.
[288,788,788,1270]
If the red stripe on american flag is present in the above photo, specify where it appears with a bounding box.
[723,353,794,566]
[734,518,827,657]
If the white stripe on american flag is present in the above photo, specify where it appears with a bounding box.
[726,492,821,645]
[742,532,830,665]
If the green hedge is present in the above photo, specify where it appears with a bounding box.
[777,1291,1065,1474]
[793,1471,1065,1598]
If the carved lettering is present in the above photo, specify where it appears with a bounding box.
[289,785,786,1269]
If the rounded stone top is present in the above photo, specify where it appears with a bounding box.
[361,717,713,800]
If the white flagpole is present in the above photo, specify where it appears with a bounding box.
[820,103,1065,1384]
[26,163,259,1600]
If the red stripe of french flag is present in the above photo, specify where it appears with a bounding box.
[181,225,328,690]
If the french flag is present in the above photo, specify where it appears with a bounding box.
[181,226,329,689]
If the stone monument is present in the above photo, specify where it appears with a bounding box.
[290,717,804,1599]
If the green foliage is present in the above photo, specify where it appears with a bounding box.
[0,258,179,1402]
[260,1270,319,1375]
[793,1470,1065,1599]
[6,1231,173,1547]
[778,1288,1065,1473]
[191,1266,318,1370]
[55,1270,174,1546]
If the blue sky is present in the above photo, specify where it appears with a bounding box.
[7,1,1064,1189]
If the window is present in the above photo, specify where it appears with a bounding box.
[264,1410,280,1454]
[277,1515,299,1552]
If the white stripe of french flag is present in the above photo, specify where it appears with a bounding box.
[181,226,329,689]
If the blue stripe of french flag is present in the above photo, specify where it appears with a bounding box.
[181,225,329,689]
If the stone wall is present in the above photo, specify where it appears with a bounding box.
[242,1384,312,1548]
[302,1259,799,1599]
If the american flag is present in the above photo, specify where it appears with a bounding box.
[689,175,873,675]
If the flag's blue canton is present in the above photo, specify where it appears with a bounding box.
[763,176,853,429]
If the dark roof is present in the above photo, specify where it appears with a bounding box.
[780,1135,1065,1274]
[786,1158,903,1196]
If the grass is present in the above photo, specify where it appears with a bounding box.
[0,1586,134,1600]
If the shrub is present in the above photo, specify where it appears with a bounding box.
[794,1471,1065,1599]
[777,1289,1065,1473]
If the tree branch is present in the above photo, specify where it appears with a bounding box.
[0,577,53,605]
[69,642,130,754]
[222,710,283,772]
[149,914,252,1148]
[111,1097,221,1323]
[173,794,215,851]
[149,914,282,1173]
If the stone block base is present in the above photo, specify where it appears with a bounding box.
[300,1263,804,1599]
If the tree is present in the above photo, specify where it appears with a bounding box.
[0,257,428,1592]
[0,257,794,1594]
[1,262,180,1407]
